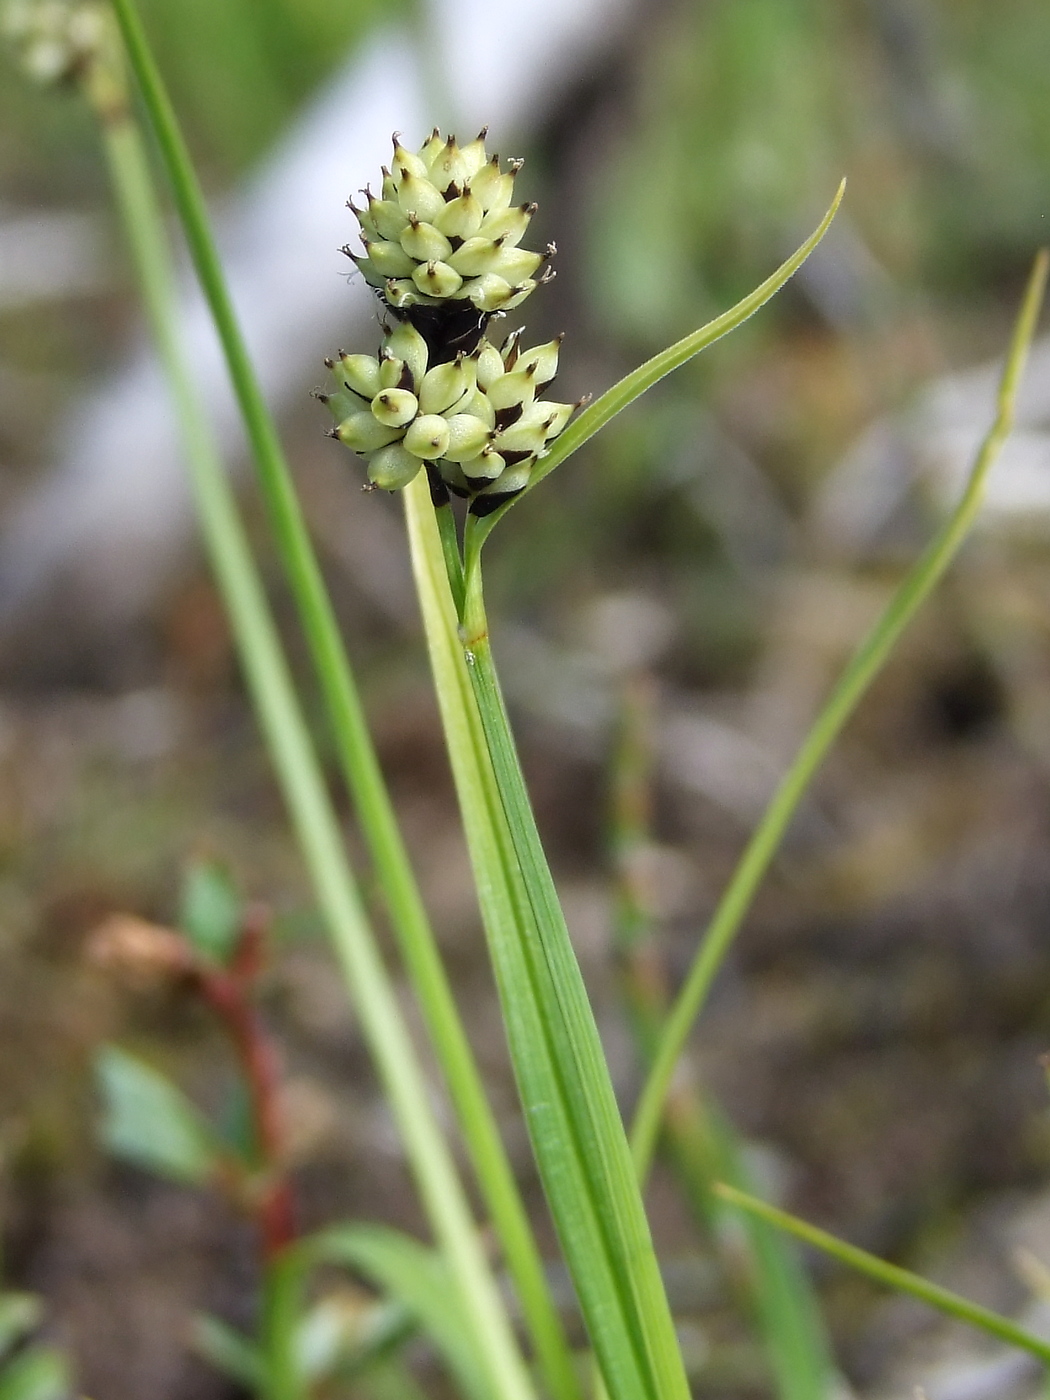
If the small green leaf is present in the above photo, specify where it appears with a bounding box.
[0,1346,70,1400]
[178,860,242,965]
[293,1293,413,1383]
[191,1314,265,1392]
[215,1075,258,1167]
[303,1224,493,1400]
[0,1297,43,1363]
[95,1044,221,1186]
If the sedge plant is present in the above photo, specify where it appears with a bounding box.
[5,0,1050,1395]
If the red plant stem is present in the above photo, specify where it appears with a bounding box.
[197,909,296,1259]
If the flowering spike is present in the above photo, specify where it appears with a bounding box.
[342,129,550,337]
[325,132,577,503]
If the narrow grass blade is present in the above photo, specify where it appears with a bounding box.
[105,10,576,1393]
[404,472,690,1400]
[682,1106,834,1400]
[465,180,845,558]
[90,25,536,1400]
[716,1184,1050,1369]
[610,687,835,1400]
[630,249,1049,1181]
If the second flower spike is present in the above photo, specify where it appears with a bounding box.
[321,323,578,512]
[345,130,554,359]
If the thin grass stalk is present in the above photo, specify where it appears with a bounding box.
[716,1184,1050,1370]
[92,29,536,1400]
[404,473,690,1400]
[609,683,834,1400]
[105,6,579,1393]
[629,249,1049,1181]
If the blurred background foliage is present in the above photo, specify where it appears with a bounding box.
[3,0,1050,1397]
[0,0,413,190]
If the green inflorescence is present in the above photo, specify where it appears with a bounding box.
[347,128,554,316]
[324,129,580,513]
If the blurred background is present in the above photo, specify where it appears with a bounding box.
[3,0,1050,1396]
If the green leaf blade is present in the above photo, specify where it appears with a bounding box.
[467,179,845,553]
[192,1315,266,1392]
[95,1044,222,1186]
[404,475,689,1400]
[179,860,242,965]
[717,1183,1050,1369]
[630,249,1049,1181]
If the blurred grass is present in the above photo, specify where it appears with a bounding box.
[587,0,1050,346]
[482,0,1050,698]
[0,0,411,198]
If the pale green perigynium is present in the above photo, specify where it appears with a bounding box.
[321,320,577,504]
[348,129,555,315]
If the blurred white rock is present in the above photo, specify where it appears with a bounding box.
[816,338,1050,554]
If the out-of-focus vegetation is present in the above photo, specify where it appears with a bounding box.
[0,0,411,192]
[3,2,1050,1399]
[495,0,1050,681]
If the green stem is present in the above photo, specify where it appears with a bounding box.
[715,1184,1050,1370]
[259,1250,310,1400]
[435,499,466,617]
[454,531,691,1400]
[406,473,688,1400]
[94,30,535,1400]
[106,6,577,1394]
[629,249,1049,1182]
[608,687,834,1400]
